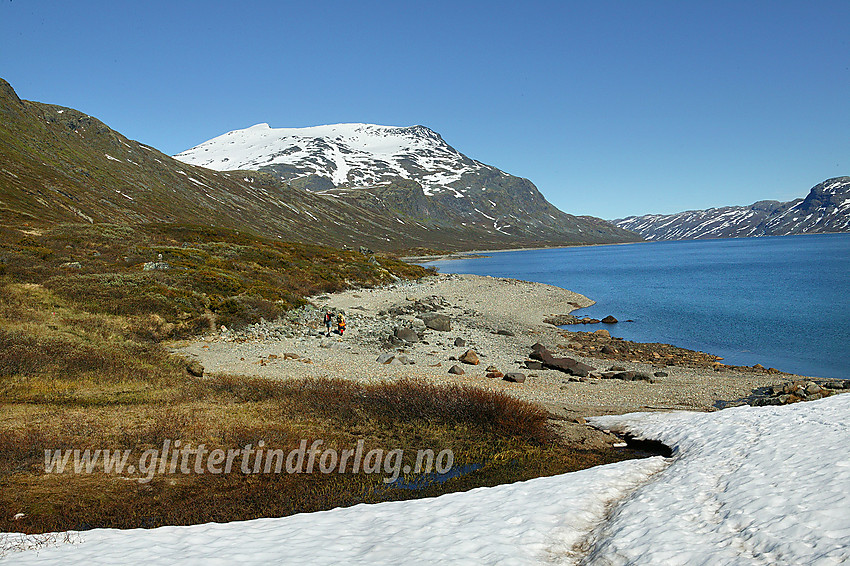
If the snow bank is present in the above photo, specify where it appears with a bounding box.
[588,393,850,564]
[5,394,849,565]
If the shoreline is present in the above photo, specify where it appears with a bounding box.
[402,240,645,264]
[172,273,841,452]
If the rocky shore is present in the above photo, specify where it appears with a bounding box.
[172,273,847,449]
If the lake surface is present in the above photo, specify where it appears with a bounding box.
[426,233,850,379]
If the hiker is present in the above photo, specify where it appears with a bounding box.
[337,312,346,336]
[323,311,333,337]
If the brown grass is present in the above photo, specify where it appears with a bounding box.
[0,232,641,535]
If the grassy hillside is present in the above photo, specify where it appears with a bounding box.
[0,78,640,251]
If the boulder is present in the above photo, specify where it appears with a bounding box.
[394,327,420,343]
[529,346,595,377]
[543,314,579,325]
[600,345,615,354]
[805,382,822,396]
[186,360,204,377]
[459,350,480,365]
[503,373,526,383]
[448,365,465,375]
[418,313,451,332]
[376,353,395,364]
[593,329,611,338]
[601,315,618,324]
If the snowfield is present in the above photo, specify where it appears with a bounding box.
[5,394,849,565]
[173,123,487,195]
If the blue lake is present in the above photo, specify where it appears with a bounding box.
[426,233,850,379]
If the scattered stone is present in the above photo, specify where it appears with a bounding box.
[454,337,466,347]
[609,366,626,372]
[593,329,610,338]
[600,345,615,354]
[543,314,579,325]
[524,360,543,370]
[485,365,499,372]
[495,329,515,336]
[448,365,465,375]
[186,360,204,377]
[601,315,618,324]
[486,371,504,379]
[283,353,300,360]
[142,261,169,271]
[376,353,395,364]
[503,372,526,383]
[459,350,480,365]
[394,327,420,343]
[418,312,452,332]
[61,261,82,269]
[653,371,668,378]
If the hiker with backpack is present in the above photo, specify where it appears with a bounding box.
[323,311,333,337]
[337,312,346,336]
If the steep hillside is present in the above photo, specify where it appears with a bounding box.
[175,122,641,245]
[0,78,638,250]
[613,177,850,241]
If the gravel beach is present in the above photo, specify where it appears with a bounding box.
[171,272,818,450]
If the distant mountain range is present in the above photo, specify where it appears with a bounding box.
[0,77,638,251]
[174,122,639,246]
[613,177,850,241]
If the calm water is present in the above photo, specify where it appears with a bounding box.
[427,234,850,379]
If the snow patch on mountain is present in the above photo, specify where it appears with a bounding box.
[614,177,850,240]
[174,123,487,196]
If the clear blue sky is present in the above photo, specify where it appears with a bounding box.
[2,1,848,219]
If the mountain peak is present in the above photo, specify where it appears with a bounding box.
[174,122,471,190]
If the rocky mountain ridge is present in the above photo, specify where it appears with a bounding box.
[175,122,641,245]
[613,177,850,240]
[0,78,638,250]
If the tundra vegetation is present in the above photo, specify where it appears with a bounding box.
[0,223,636,534]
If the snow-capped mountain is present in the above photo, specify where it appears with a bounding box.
[613,177,850,241]
[175,123,485,196]
[175,123,641,245]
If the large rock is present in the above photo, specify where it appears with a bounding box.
[503,372,526,383]
[376,353,395,364]
[186,360,204,377]
[529,346,595,377]
[543,314,579,325]
[459,350,480,365]
[418,312,451,332]
[601,315,618,324]
[394,326,420,343]
[448,365,465,375]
